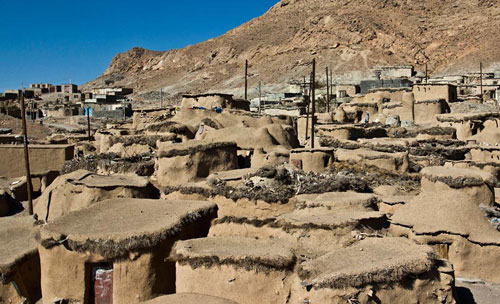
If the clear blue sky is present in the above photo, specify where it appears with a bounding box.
[0,0,277,92]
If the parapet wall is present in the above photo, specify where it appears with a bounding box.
[0,144,74,178]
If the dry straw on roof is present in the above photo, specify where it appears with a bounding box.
[38,199,217,259]
[171,236,296,273]
[158,141,237,158]
[298,237,435,289]
[421,166,494,188]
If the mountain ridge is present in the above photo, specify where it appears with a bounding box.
[82,0,500,102]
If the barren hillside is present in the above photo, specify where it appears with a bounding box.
[82,0,500,102]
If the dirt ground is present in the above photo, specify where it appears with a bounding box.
[456,280,500,304]
[0,114,51,140]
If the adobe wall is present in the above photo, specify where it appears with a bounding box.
[181,95,228,109]
[413,85,456,103]
[448,236,500,283]
[391,225,500,283]
[444,161,500,185]
[317,126,364,140]
[0,251,41,303]
[381,92,415,121]
[0,283,25,303]
[132,109,171,130]
[342,103,379,122]
[33,182,156,222]
[0,144,74,178]
[414,100,448,125]
[176,264,293,304]
[39,245,165,303]
[251,148,289,169]
[363,90,406,104]
[287,269,454,304]
[336,149,409,173]
[289,148,334,173]
[39,213,214,304]
[45,108,74,118]
[176,254,453,304]
[421,174,494,206]
[156,146,238,186]
[438,117,500,142]
[469,147,500,164]
[336,85,358,97]
[162,192,294,219]
[208,218,388,254]
[437,121,472,140]
[297,115,317,141]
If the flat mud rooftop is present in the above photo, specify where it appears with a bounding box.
[0,217,37,275]
[65,169,150,188]
[39,198,217,258]
[298,237,435,289]
[140,293,238,304]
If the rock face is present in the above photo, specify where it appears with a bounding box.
[83,0,500,100]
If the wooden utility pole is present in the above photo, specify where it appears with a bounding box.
[480,62,483,104]
[245,60,248,101]
[311,59,316,148]
[20,93,34,215]
[160,88,163,109]
[425,63,428,84]
[258,81,262,114]
[303,76,307,96]
[305,74,311,140]
[330,69,334,109]
[326,66,330,113]
[86,104,91,141]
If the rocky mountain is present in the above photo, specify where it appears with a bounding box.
[82,0,500,102]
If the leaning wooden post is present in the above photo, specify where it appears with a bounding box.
[311,59,316,148]
[20,93,34,215]
[245,60,248,101]
[303,76,307,96]
[425,63,428,84]
[86,104,91,141]
[480,62,483,104]
[305,73,312,140]
[330,69,334,109]
[258,81,262,114]
[326,66,330,113]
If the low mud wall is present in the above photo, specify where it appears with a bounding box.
[0,144,74,178]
